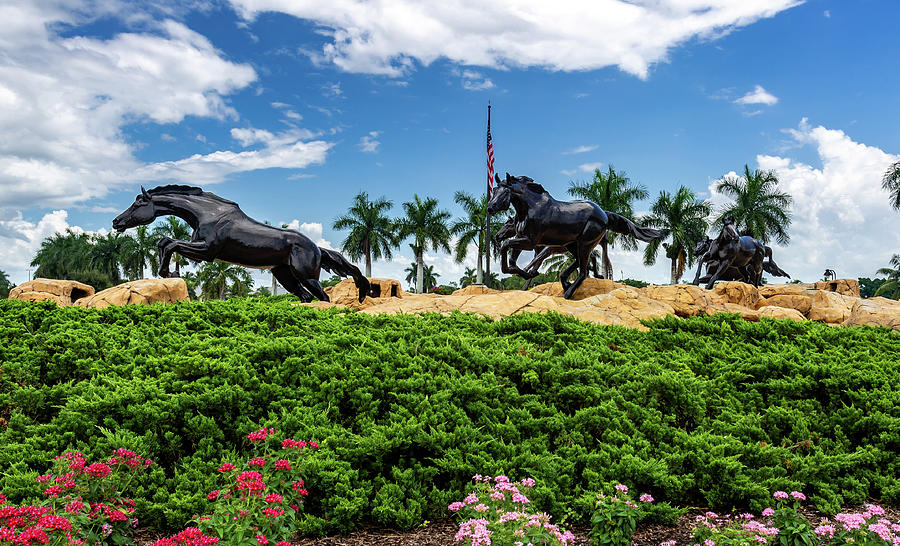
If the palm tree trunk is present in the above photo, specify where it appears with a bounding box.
[416,251,425,294]
[601,239,613,279]
[271,271,277,295]
[364,238,372,278]
[670,257,678,285]
[476,242,484,285]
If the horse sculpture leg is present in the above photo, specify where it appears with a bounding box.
[271,266,315,302]
[705,258,735,290]
[157,236,174,277]
[287,246,330,302]
[563,245,591,300]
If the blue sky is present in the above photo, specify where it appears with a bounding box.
[1,0,898,288]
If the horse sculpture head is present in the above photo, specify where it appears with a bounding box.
[487,173,546,215]
[693,237,713,257]
[112,187,158,232]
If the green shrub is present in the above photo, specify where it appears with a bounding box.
[1,299,898,535]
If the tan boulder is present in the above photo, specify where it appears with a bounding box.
[324,277,405,310]
[842,297,900,331]
[758,306,807,322]
[452,284,501,296]
[757,294,812,315]
[813,278,860,297]
[713,281,761,308]
[528,278,625,300]
[575,288,677,330]
[8,278,94,306]
[707,302,761,321]
[806,290,857,324]
[639,284,724,317]
[75,278,189,308]
[759,284,813,298]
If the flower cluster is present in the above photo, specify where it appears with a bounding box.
[1,449,153,546]
[690,491,900,546]
[449,474,575,546]
[815,504,900,545]
[166,426,318,546]
[588,483,655,546]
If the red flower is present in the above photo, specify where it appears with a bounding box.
[64,502,85,513]
[264,493,282,504]
[247,457,266,467]
[84,463,111,478]
[273,459,291,470]
[43,485,63,496]
[218,463,235,473]
[262,507,284,518]
[255,534,269,545]
[207,490,219,501]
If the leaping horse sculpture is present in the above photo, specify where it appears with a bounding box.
[487,173,663,299]
[112,185,370,303]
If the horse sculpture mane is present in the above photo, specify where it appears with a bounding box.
[146,184,239,206]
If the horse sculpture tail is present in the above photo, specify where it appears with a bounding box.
[761,246,791,278]
[605,211,664,242]
[319,248,371,303]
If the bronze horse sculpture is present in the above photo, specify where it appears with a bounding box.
[691,218,789,289]
[494,216,602,285]
[112,185,370,303]
[487,173,663,299]
[692,237,791,287]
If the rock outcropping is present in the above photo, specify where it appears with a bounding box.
[75,279,189,309]
[303,278,900,331]
[9,279,95,306]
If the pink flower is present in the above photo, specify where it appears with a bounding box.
[247,428,274,443]
[207,490,219,500]
[520,478,536,487]
[473,503,489,513]
[772,491,789,500]
[448,502,465,512]
[273,459,291,470]
[264,494,283,504]
[218,463,235,473]
[43,485,63,496]
[248,457,266,467]
[790,491,806,501]
[64,501,85,513]
[262,507,284,518]
[614,484,629,493]
[814,525,835,539]
[85,463,112,478]
[762,508,775,517]
[704,540,715,546]
[309,441,319,449]
[639,494,654,503]
[255,534,269,545]
[35,474,52,483]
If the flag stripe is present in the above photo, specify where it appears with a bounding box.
[487,125,494,195]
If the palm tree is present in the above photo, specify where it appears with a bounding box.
[642,187,711,284]
[715,165,793,245]
[0,269,12,298]
[883,160,900,211]
[197,261,254,300]
[568,166,649,279]
[874,254,900,300]
[89,232,133,286]
[450,192,506,286]
[31,230,93,280]
[404,262,439,292]
[397,195,451,294]
[459,267,477,287]
[333,192,397,277]
[121,225,159,279]
[151,217,192,276]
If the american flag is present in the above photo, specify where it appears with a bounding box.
[486,108,495,195]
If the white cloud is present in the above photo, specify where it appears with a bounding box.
[823,10,830,18]
[359,131,382,153]
[578,162,605,172]
[230,0,801,78]
[0,210,78,284]
[708,119,900,282]
[563,145,599,155]
[458,69,495,91]
[0,4,259,209]
[283,220,334,250]
[735,85,778,106]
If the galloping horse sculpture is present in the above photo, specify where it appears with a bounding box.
[494,216,601,283]
[487,173,663,299]
[691,218,789,289]
[112,185,370,303]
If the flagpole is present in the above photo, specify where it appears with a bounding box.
[485,102,492,289]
